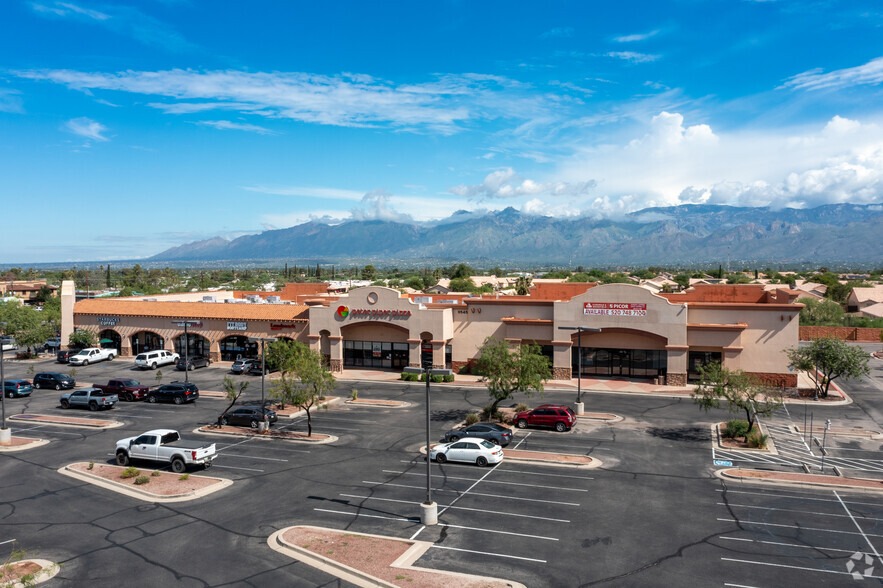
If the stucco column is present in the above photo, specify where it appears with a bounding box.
[407,338,421,368]
[120,335,132,357]
[665,345,688,386]
[722,346,742,370]
[307,334,321,353]
[551,339,572,381]
[431,340,446,370]
[209,340,221,362]
[327,335,343,373]
[60,280,75,350]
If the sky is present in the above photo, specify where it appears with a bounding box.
[2,0,883,264]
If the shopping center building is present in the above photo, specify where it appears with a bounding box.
[63,280,802,389]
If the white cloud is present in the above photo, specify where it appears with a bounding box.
[449,167,596,200]
[613,30,659,43]
[782,56,883,91]
[605,51,661,63]
[349,189,410,222]
[64,117,109,141]
[193,120,278,135]
[31,1,109,20]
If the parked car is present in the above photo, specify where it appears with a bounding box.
[444,423,513,446]
[513,404,577,432]
[176,356,210,371]
[134,350,179,370]
[93,379,150,402]
[43,337,62,352]
[115,429,216,473]
[220,406,278,429]
[429,439,503,466]
[56,349,81,363]
[32,372,76,390]
[60,387,117,410]
[69,347,117,366]
[230,358,258,374]
[4,379,32,398]
[0,336,16,352]
[146,383,199,404]
[248,360,277,375]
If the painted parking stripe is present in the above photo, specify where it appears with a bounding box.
[214,453,289,462]
[381,470,589,492]
[314,508,418,523]
[718,502,883,522]
[0,539,15,546]
[717,518,883,538]
[512,431,531,449]
[834,490,883,567]
[721,557,883,579]
[716,488,883,508]
[363,481,581,506]
[494,468,593,480]
[293,416,379,424]
[430,545,546,563]
[339,494,571,522]
[210,464,264,472]
[723,584,762,588]
[719,536,876,556]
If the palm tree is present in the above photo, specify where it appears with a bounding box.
[514,275,532,296]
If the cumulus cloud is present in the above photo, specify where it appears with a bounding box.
[449,167,596,200]
[782,56,883,91]
[64,117,109,141]
[348,189,412,222]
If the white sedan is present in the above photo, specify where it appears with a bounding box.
[429,439,503,466]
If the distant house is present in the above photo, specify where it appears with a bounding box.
[847,285,883,314]
[0,280,57,305]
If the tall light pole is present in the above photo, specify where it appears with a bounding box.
[421,358,437,525]
[0,321,8,444]
[558,326,601,415]
[250,337,276,432]
[174,320,200,384]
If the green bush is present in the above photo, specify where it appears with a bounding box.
[465,413,480,425]
[134,475,150,485]
[87,460,94,470]
[120,467,140,479]
[179,473,190,481]
[746,432,769,449]
[350,388,358,400]
[442,374,454,383]
[515,403,529,413]
[151,470,161,477]
[723,420,750,439]
[458,364,470,375]
[400,372,418,381]
[480,404,502,422]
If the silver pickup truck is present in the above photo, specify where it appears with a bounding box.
[60,387,118,411]
[115,429,216,473]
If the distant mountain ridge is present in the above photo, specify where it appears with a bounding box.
[150,203,883,265]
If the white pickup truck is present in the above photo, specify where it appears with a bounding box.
[115,429,216,473]
[69,347,117,366]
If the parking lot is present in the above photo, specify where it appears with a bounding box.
[1,354,882,586]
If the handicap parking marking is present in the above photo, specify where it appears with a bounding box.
[381,469,589,492]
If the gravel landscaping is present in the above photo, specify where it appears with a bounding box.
[68,462,224,496]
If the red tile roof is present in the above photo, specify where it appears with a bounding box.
[74,298,309,321]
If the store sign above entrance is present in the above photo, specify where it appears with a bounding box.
[97,317,119,326]
[174,321,203,328]
[270,323,299,330]
[227,321,247,331]
[584,302,647,317]
[337,305,411,320]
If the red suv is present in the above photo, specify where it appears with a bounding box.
[514,404,576,432]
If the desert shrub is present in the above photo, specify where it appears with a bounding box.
[401,372,418,381]
[723,420,750,439]
[458,364,470,375]
[120,467,140,479]
[87,460,94,470]
[480,404,502,422]
[746,432,769,449]
[350,388,358,400]
[515,403,529,413]
[151,470,161,477]
[442,374,454,383]
[464,413,480,425]
[431,374,443,383]
[134,475,150,485]
[179,473,190,481]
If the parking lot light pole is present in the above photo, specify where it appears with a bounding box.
[0,321,8,445]
[174,321,200,384]
[558,326,601,415]
[250,337,276,433]
[421,360,437,525]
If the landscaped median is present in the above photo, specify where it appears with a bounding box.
[717,468,883,493]
[195,424,337,444]
[269,525,526,588]
[9,413,124,429]
[0,435,50,452]
[0,557,59,587]
[59,462,232,503]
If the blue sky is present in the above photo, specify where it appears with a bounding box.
[2,0,883,264]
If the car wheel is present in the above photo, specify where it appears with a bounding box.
[203,460,212,470]
[151,363,157,369]
[108,354,114,361]
[517,419,528,429]
[148,395,157,403]
[171,458,186,474]
[250,420,258,429]
[89,401,98,411]
[82,360,89,366]
[116,451,130,466]
[34,382,41,389]
[435,453,447,464]
[449,435,460,442]
[476,456,488,467]
[55,384,62,391]
[60,399,70,408]
[555,421,567,432]
[125,393,134,402]
[174,396,183,405]
[220,417,228,426]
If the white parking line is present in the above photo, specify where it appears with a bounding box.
[717,518,883,537]
[120,414,154,418]
[430,545,546,563]
[723,583,762,588]
[339,494,571,522]
[363,481,581,506]
[719,535,876,556]
[716,488,883,507]
[721,557,883,579]
[210,464,264,472]
[314,508,418,523]
[215,453,289,462]
[0,539,15,546]
[718,502,883,522]
[834,490,883,567]
[293,416,379,425]
[494,468,593,480]
[512,431,531,449]
[381,470,589,492]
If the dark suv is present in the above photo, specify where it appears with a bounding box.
[176,356,210,371]
[147,383,200,404]
[514,404,577,432]
[56,349,82,363]
[33,372,76,390]
[220,407,278,429]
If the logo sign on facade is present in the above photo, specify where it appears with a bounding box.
[97,317,119,326]
[713,460,733,467]
[350,309,412,319]
[270,323,299,330]
[175,321,203,328]
[337,306,350,318]
[584,302,647,317]
[227,321,247,331]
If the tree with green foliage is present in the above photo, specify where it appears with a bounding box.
[692,362,783,439]
[405,276,425,291]
[0,303,51,355]
[449,277,476,292]
[68,329,97,349]
[798,297,844,325]
[361,265,376,281]
[567,273,591,283]
[674,273,691,291]
[474,337,551,418]
[785,337,871,399]
[218,377,249,427]
[290,346,336,436]
[514,275,532,295]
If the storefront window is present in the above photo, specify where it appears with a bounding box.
[344,340,409,369]
[573,347,666,380]
[220,336,258,361]
[688,351,722,381]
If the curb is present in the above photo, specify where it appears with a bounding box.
[577,413,623,423]
[268,526,527,588]
[344,399,411,408]
[711,422,779,456]
[715,468,883,494]
[9,414,124,430]
[58,463,234,503]
[1,558,60,586]
[0,437,51,452]
[275,396,343,419]
[193,426,338,445]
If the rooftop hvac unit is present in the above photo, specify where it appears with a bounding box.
[268,296,281,303]
[202,296,216,303]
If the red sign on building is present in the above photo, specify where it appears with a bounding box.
[583,302,647,317]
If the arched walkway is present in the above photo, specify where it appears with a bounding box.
[570,328,668,380]
[219,335,258,361]
[98,329,122,350]
[131,331,164,356]
[174,333,210,359]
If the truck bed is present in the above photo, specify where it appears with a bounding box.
[164,439,212,450]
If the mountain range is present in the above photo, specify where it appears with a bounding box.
[150,203,883,266]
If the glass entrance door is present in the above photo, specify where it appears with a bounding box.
[611,350,630,376]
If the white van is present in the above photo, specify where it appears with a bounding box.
[135,350,180,370]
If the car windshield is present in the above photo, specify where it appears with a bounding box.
[121,380,139,386]
[480,440,496,449]
[136,355,146,360]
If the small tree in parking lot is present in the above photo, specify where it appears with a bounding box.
[785,337,871,398]
[218,377,249,427]
[692,362,783,440]
[69,329,96,349]
[474,337,550,419]
[290,346,336,436]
